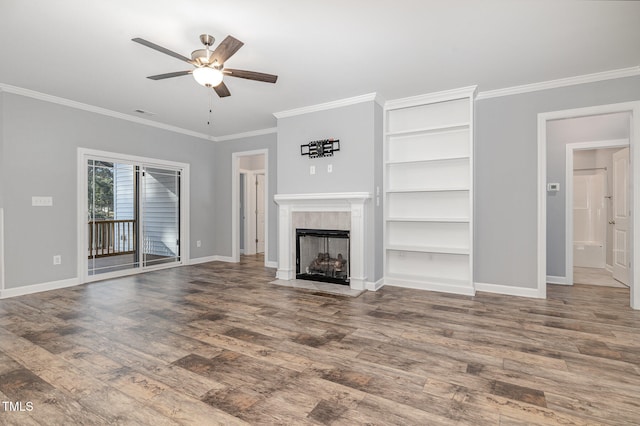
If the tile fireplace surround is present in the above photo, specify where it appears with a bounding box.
[273,192,371,290]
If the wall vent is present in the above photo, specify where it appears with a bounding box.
[134,109,156,116]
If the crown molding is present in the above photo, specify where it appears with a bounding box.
[0,83,215,141]
[384,86,477,110]
[215,127,277,142]
[273,92,383,119]
[476,66,640,100]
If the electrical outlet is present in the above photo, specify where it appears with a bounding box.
[327,164,333,173]
[32,196,53,207]
[53,255,61,265]
[196,240,202,248]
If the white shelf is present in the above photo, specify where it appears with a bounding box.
[386,187,469,193]
[385,123,469,137]
[386,156,470,166]
[386,217,470,223]
[386,245,470,255]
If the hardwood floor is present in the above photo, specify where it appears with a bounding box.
[1,255,639,425]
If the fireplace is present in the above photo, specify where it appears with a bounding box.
[273,192,371,290]
[296,229,350,285]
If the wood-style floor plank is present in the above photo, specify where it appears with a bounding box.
[0,254,639,425]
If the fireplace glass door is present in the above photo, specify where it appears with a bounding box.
[296,229,350,285]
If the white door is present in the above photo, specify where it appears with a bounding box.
[612,147,630,285]
[256,174,265,253]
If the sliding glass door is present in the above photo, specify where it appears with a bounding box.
[86,157,181,277]
[141,167,180,268]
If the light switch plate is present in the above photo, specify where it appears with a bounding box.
[547,183,560,192]
[310,165,316,175]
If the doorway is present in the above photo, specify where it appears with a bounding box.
[78,149,189,282]
[567,143,630,288]
[538,101,640,309]
[232,149,269,264]
[239,168,265,255]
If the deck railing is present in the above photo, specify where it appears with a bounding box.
[88,219,136,258]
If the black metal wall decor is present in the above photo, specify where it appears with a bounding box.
[300,138,340,158]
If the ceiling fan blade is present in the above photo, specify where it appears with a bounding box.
[210,36,244,64]
[224,68,278,83]
[214,81,231,98]
[147,70,192,80]
[132,38,194,64]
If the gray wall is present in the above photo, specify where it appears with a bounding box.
[546,113,630,277]
[213,132,277,263]
[277,100,383,282]
[1,93,217,289]
[475,75,640,289]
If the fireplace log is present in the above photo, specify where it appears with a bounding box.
[308,252,347,275]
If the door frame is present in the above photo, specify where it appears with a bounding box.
[77,148,190,283]
[538,101,640,309]
[564,139,629,286]
[231,149,269,264]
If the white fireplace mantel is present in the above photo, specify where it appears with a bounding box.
[273,192,372,290]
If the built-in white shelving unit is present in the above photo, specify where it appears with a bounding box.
[383,87,476,295]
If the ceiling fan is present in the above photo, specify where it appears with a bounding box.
[132,34,278,98]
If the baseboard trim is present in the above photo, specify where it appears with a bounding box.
[265,261,278,269]
[189,255,237,265]
[474,282,544,298]
[365,278,385,291]
[546,275,571,285]
[384,277,475,296]
[0,277,80,299]
[189,255,218,265]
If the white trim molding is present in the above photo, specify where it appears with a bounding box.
[546,276,571,285]
[474,282,543,299]
[274,93,383,119]
[273,192,372,291]
[477,66,640,100]
[0,278,80,299]
[0,83,214,141]
[216,127,277,142]
[385,86,477,110]
[385,277,476,297]
[188,255,236,265]
[366,278,385,291]
[189,255,218,265]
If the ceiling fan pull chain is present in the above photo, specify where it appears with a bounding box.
[207,91,213,126]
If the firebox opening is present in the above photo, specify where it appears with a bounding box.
[296,228,350,285]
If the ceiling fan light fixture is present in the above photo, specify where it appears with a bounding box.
[192,66,223,87]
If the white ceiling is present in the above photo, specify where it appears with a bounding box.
[1,0,639,138]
